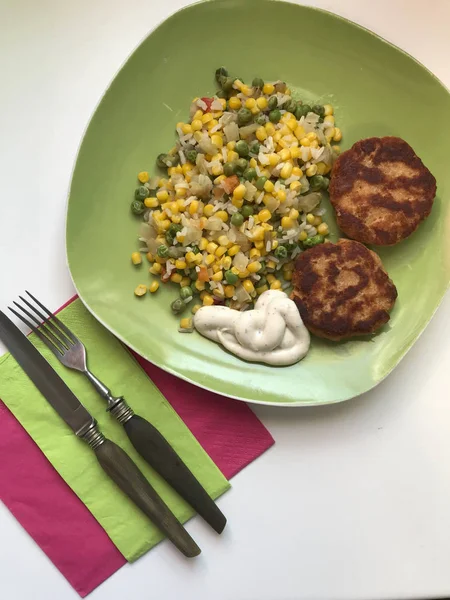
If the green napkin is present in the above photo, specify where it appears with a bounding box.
[0,299,230,561]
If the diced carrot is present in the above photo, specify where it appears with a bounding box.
[222,175,240,194]
[198,266,210,282]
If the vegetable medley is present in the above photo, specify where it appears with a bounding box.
[131,68,342,324]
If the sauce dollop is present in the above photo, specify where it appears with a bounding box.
[193,290,310,366]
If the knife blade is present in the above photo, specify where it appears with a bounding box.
[0,310,200,557]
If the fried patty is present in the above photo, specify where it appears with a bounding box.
[291,239,397,341]
[329,137,436,246]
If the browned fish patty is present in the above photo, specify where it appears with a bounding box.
[291,239,397,341]
[329,137,436,246]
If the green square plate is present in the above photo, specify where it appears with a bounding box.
[66,0,450,406]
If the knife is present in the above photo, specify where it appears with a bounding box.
[0,310,200,558]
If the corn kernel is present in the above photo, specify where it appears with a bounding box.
[203,204,216,218]
[249,248,261,259]
[212,164,223,177]
[306,164,318,177]
[248,261,262,273]
[265,122,276,136]
[313,216,322,226]
[214,174,226,184]
[205,242,217,254]
[185,251,195,264]
[216,210,229,223]
[272,239,279,250]
[227,150,239,162]
[131,252,142,266]
[267,274,276,284]
[159,219,171,231]
[317,223,329,236]
[181,123,192,134]
[228,96,241,110]
[283,270,293,282]
[210,269,223,282]
[226,141,236,151]
[255,96,267,110]
[270,280,282,290]
[191,119,202,132]
[273,189,285,203]
[220,257,231,272]
[290,181,302,193]
[146,252,155,263]
[310,140,319,149]
[241,279,254,294]
[256,126,268,142]
[156,189,169,202]
[203,294,214,306]
[262,179,274,193]
[306,132,317,142]
[233,183,246,200]
[232,197,244,208]
[290,209,300,220]
[281,216,294,229]
[180,318,192,330]
[195,280,206,291]
[323,104,333,116]
[263,83,275,95]
[211,133,224,148]
[257,208,271,223]
[172,214,182,224]
[256,284,269,295]
[149,264,162,276]
[223,285,234,298]
[245,97,256,109]
[227,244,240,257]
[324,115,335,126]
[148,281,159,293]
[175,259,187,270]
[260,168,271,178]
[170,273,182,283]
[286,118,297,131]
[254,240,265,250]
[306,213,316,225]
[138,171,149,184]
[187,200,198,215]
[218,235,230,247]
[215,246,227,258]
[189,304,201,315]
[134,284,147,297]
[144,197,158,208]
[333,127,342,142]
[298,231,308,242]
[280,163,293,179]
[277,148,289,162]
[197,237,207,251]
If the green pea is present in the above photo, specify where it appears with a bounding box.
[225,270,239,285]
[274,245,288,259]
[135,186,149,201]
[255,114,266,125]
[243,167,257,181]
[231,212,244,227]
[191,245,201,254]
[235,158,248,174]
[221,77,235,93]
[309,175,327,191]
[236,140,249,157]
[215,67,228,81]
[268,96,278,110]
[269,109,281,123]
[171,298,184,314]
[322,177,330,190]
[303,234,324,248]
[180,286,193,300]
[252,77,264,89]
[168,223,182,236]
[131,199,145,215]
[250,141,261,154]
[255,176,267,190]
[302,104,312,115]
[313,104,325,117]
[237,108,252,126]
[185,149,198,163]
[257,277,267,288]
[216,89,227,99]
[224,161,236,176]
[156,153,178,168]
[283,99,296,113]
[157,244,169,258]
[241,205,254,218]
[190,268,198,281]
[294,104,303,120]
[165,232,174,245]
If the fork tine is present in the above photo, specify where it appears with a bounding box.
[20,294,74,349]
[8,305,65,357]
[26,290,78,345]
[13,299,68,355]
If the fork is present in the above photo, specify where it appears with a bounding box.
[10,291,226,534]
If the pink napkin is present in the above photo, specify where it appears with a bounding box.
[0,298,274,597]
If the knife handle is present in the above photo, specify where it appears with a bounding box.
[123,414,227,534]
[92,437,201,558]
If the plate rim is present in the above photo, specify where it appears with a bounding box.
[65,0,450,407]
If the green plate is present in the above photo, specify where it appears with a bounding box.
[66,0,450,406]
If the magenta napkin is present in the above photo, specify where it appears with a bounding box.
[0,298,274,597]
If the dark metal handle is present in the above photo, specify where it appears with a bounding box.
[123,414,226,534]
[93,438,201,558]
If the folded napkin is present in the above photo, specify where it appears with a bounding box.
[0,297,274,596]
[0,299,230,561]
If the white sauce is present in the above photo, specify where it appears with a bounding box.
[193,290,310,366]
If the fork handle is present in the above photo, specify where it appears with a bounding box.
[92,437,201,558]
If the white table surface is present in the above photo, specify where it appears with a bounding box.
[1,1,450,598]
